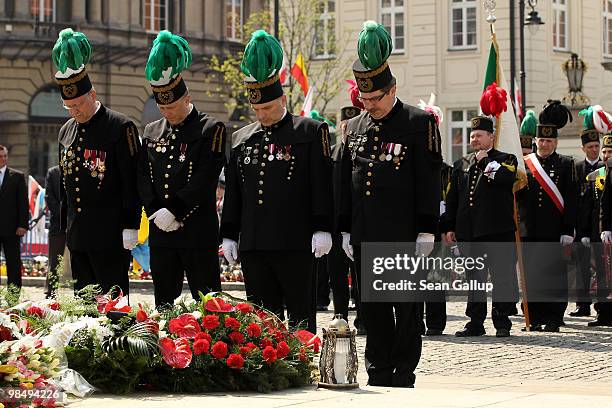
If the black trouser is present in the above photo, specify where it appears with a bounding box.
[70,248,131,296]
[316,256,330,307]
[418,300,447,333]
[150,247,221,308]
[327,233,362,323]
[241,251,314,332]
[355,246,421,387]
[0,235,22,290]
[575,243,593,307]
[593,243,612,321]
[524,239,568,326]
[45,232,66,297]
[463,232,519,331]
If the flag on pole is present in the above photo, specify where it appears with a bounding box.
[482,32,527,191]
[514,77,523,122]
[300,86,314,117]
[291,52,309,96]
[28,175,41,216]
[279,52,289,85]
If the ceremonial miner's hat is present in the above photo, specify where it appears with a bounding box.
[145,31,192,105]
[340,106,361,121]
[352,21,394,93]
[519,110,537,149]
[537,100,572,139]
[603,133,612,149]
[578,106,603,145]
[470,116,494,133]
[52,29,93,100]
[241,30,284,105]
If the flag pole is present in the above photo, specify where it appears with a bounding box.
[513,195,531,330]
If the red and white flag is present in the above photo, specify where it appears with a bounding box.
[514,77,523,122]
[279,52,289,86]
[300,86,315,117]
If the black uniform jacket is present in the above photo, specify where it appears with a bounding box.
[221,112,333,251]
[338,100,442,244]
[442,149,518,241]
[517,152,577,240]
[0,167,28,236]
[138,107,226,249]
[59,104,141,251]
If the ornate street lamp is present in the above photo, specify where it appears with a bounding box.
[318,314,359,389]
[524,0,544,35]
[562,53,590,107]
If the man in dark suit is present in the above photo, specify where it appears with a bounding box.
[442,116,519,337]
[572,128,604,317]
[44,165,65,298]
[0,145,29,291]
[138,31,225,308]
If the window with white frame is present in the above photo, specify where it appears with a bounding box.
[314,1,336,58]
[30,0,55,22]
[604,0,612,57]
[380,0,405,52]
[226,0,243,41]
[552,0,568,51]
[144,0,168,33]
[447,109,478,163]
[450,0,476,49]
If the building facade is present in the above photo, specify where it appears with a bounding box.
[309,0,612,163]
[0,0,264,181]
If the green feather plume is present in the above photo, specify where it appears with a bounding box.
[578,106,594,130]
[357,21,392,70]
[145,30,192,81]
[240,30,283,82]
[52,28,93,73]
[309,110,335,127]
[520,110,538,136]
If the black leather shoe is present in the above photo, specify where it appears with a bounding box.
[356,324,367,335]
[495,328,510,337]
[316,305,329,312]
[569,306,591,317]
[521,324,542,332]
[425,329,443,336]
[455,327,485,337]
[542,324,560,332]
[587,319,612,327]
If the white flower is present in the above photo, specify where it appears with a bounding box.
[158,320,167,330]
[191,311,202,320]
[159,330,167,339]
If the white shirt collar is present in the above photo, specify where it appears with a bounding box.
[0,165,6,173]
[586,158,600,166]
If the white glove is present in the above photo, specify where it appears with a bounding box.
[122,229,139,250]
[416,233,435,257]
[560,235,574,246]
[581,237,591,247]
[148,208,177,232]
[166,220,182,232]
[311,231,333,258]
[222,238,239,264]
[602,231,612,244]
[483,160,501,180]
[341,232,354,261]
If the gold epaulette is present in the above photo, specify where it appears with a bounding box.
[126,124,139,157]
[211,123,225,154]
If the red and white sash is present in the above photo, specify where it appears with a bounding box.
[524,153,564,213]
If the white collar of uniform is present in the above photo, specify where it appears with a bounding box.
[586,158,600,166]
[0,165,6,173]
[93,101,101,115]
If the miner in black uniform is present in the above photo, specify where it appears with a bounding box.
[137,31,225,308]
[338,21,442,387]
[572,109,604,317]
[53,29,141,296]
[442,116,519,337]
[220,30,333,332]
[518,100,577,332]
[595,135,612,327]
[328,105,364,333]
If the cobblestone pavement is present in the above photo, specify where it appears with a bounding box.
[20,287,612,385]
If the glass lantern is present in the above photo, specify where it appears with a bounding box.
[318,314,359,389]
